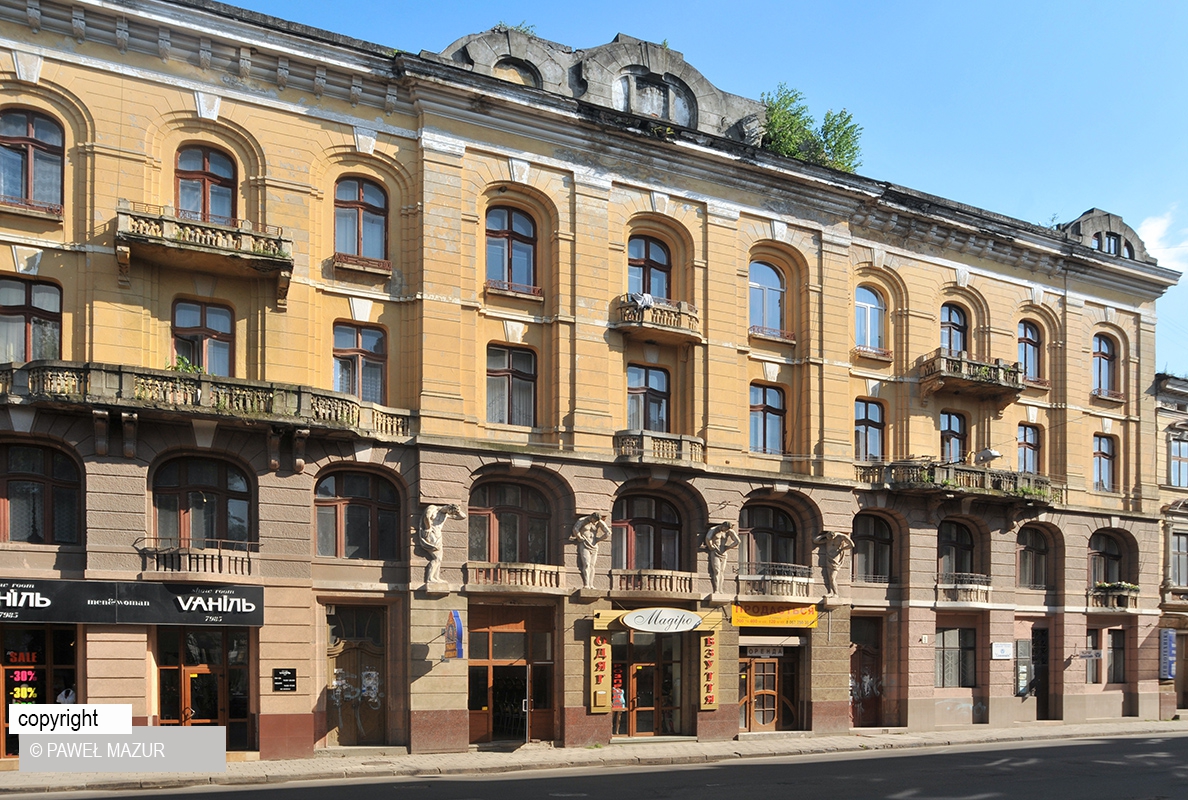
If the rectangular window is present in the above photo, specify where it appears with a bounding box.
[1086,629,1100,684]
[333,324,386,404]
[1093,434,1115,492]
[934,627,975,688]
[1107,629,1125,684]
[749,384,784,454]
[627,365,669,432]
[1171,439,1188,487]
[486,345,536,427]
[1173,532,1188,587]
[855,399,884,461]
[174,301,232,377]
[1017,424,1040,473]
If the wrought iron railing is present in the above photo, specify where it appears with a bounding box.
[748,325,796,344]
[938,572,991,586]
[1091,387,1126,402]
[0,193,63,215]
[134,536,256,576]
[737,562,812,579]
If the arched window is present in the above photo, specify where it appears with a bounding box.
[854,286,885,351]
[940,303,967,353]
[314,471,400,560]
[1018,321,1041,381]
[0,278,61,362]
[938,520,974,576]
[334,178,387,260]
[940,411,965,464]
[1017,424,1041,474]
[612,495,680,571]
[748,261,785,336]
[627,236,670,300]
[739,505,797,572]
[852,514,892,583]
[0,444,80,544]
[1088,532,1122,585]
[173,300,232,377]
[0,109,64,212]
[1092,334,1117,396]
[154,457,251,550]
[1091,233,1102,250]
[749,384,784,454]
[1123,241,1135,259]
[467,482,549,564]
[1016,527,1049,589]
[485,207,537,293]
[854,399,884,461]
[176,146,235,224]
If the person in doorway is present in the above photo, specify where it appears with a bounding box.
[611,664,626,735]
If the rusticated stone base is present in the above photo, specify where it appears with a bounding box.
[562,706,611,747]
[696,707,738,741]
[810,700,852,733]
[259,713,314,759]
[409,709,469,753]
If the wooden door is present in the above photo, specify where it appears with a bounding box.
[850,645,882,727]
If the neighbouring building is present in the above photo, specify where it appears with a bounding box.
[0,0,1180,761]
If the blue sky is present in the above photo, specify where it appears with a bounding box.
[233,0,1188,372]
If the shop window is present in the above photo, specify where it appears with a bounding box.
[0,279,60,363]
[1,625,76,757]
[1017,424,1041,474]
[748,261,786,336]
[627,236,670,301]
[852,514,892,583]
[739,505,797,577]
[1018,321,1042,381]
[940,411,965,464]
[487,345,536,427]
[334,177,387,260]
[1016,527,1049,589]
[173,301,232,377]
[157,627,251,749]
[333,323,385,404]
[485,207,537,294]
[0,444,80,545]
[0,109,64,213]
[854,399,884,461]
[938,520,974,577]
[627,364,668,432]
[1088,532,1122,586]
[612,495,681,571]
[153,457,251,550]
[176,145,235,225]
[854,285,886,352]
[940,303,967,353]
[468,482,550,564]
[1093,434,1115,492]
[749,384,784,454]
[1170,438,1188,487]
[314,471,400,560]
[934,627,975,688]
[1173,532,1188,587]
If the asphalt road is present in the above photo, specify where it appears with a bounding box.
[40,734,1188,800]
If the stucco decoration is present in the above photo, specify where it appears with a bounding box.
[570,512,612,589]
[1059,208,1154,263]
[414,503,466,585]
[702,522,740,594]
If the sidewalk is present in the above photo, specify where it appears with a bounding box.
[5,719,1188,795]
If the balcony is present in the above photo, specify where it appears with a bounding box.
[1088,583,1139,611]
[736,562,813,599]
[936,572,991,604]
[134,537,255,576]
[614,430,704,466]
[609,294,704,345]
[918,348,1024,401]
[332,251,392,278]
[0,361,414,441]
[463,562,566,594]
[610,569,696,598]
[748,325,796,346]
[855,461,1063,506]
[115,200,293,305]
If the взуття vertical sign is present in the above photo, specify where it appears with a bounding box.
[0,579,263,626]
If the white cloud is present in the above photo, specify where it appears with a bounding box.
[1139,206,1188,273]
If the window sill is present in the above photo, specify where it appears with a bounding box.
[1090,389,1126,404]
[484,281,544,301]
[851,346,893,363]
[748,326,796,346]
[332,252,392,276]
[0,541,83,550]
[0,198,64,221]
[312,555,401,565]
[1023,378,1051,391]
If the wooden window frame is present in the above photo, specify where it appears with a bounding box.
[0,278,61,362]
[0,443,81,545]
[0,108,64,213]
[172,300,234,377]
[333,322,386,404]
[175,145,236,224]
[627,236,672,301]
[485,206,538,294]
[152,457,253,550]
[314,471,401,560]
[940,303,967,353]
[749,383,785,455]
[855,399,884,462]
[466,482,551,564]
[611,495,682,571]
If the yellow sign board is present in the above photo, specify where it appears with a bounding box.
[731,603,818,628]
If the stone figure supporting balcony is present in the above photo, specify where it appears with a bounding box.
[135,537,255,576]
[464,562,566,594]
[1088,583,1140,611]
[609,294,704,344]
[854,461,1063,506]
[614,430,705,466]
[115,199,294,305]
[936,572,991,604]
[735,561,813,599]
[918,347,1024,401]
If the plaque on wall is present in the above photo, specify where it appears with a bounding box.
[272,668,297,692]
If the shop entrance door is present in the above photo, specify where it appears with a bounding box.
[1032,628,1050,720]
[467,605,555,744]
[611,631,682,736]
[158,628,251,749]
[326,606,386,747]
[738,658,778,732]
[184,669,221,725]
[491,665,527,740]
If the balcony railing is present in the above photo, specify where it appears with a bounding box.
[485,279,543,297]
[736,561,813,598]
[1088,583,1139,610]
[464,562,563,590]
[609,294,703,343]
[854,461,1063,505]
[1090,387,1126,402]
[0,360,414,440]
[748,325,796,345]
[936,572,991,604]
[610,569,694,594]
[614,430,704,465]
[332,251,392,276]
[134,536,256,576]
[851,345,893,362]
[0,193,63,216]
[918,348,1024,399]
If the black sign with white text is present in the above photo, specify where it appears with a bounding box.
[272,668,297,692]
[0,579,263,626]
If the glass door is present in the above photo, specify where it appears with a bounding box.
[738,658,777,731]
[611,631,682,736]
[158,628,251,749]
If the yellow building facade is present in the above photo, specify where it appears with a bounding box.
[0,0,1180,759]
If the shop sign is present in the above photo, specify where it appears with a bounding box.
[700,632,718,710]
[731,603,818,628]
[622,607,702,633]
[746,646,784,658]
[443,610,464,659]
[1076,649,1102,660]
[0,579,263,626]
[589,634,612,713]
[1161,629,1177,681]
